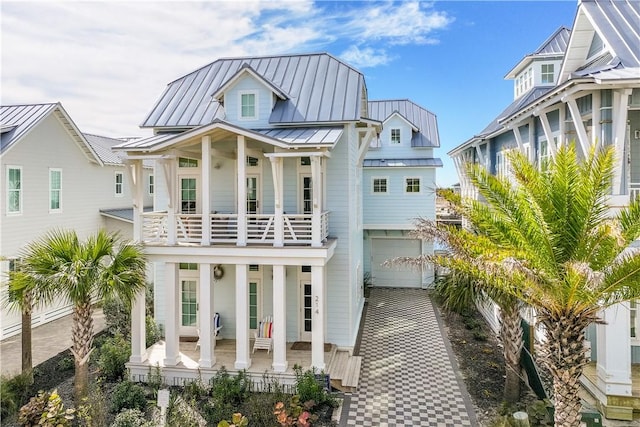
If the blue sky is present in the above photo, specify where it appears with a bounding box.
[1,1,578,186]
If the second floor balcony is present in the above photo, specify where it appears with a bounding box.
[141,211,330,247]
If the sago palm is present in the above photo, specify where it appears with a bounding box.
[9,229,146,401]
[398,144,640,427]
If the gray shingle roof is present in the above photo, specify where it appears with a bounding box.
[142,53,366,128]
[1,103,58,154]
[363,158,443,168]
[366,100,440,148]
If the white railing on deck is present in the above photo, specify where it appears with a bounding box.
[630,183,640,203]
[142,211,329,246]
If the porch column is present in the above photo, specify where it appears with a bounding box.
[201,136,211,246]
[198,263,215,368]
[612,89,632,195]
[270,157,284,247]
[237,136,247,246]
[160,158,177,245]
[129,289,147,363]
[164,262,181,366]
[272,264,288,372]
[596,303,632,397]
[125,159,144,242]
[311,156,322,247]
[234,264,251,369]
[528,119,535,163]
[311,265,325,370]
[563,96,590,157]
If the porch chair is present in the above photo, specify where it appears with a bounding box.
[253,315,273,353]
[195,312,223,350]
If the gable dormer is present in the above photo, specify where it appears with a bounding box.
[505,27,569,99]
[212,64,288,128]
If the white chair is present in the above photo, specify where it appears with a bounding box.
[253,315,273,353]
[195,312,223,350]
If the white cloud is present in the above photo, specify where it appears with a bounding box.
[340,46,393,69]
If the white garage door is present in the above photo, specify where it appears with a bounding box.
[371,238,422,288]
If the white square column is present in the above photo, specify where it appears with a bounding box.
[164,262,181,366]
[272,264,288,372]
[198,263,215,368]
[201,135,211,246]
[234,264,251,369]
[596,302,632,396]
[311,265,325,370]
[129,289,147,363]
[237,136,247,246]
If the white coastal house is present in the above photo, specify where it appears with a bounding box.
[0,103,152,341]
[448,0,640,420]
[112,53,441,388]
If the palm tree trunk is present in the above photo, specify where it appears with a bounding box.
[543,316,588,427]
[499,300,522,404]
[21,291,33,383]
[71,300,94,402]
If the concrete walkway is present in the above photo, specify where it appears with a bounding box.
[0,309,106,377]
[343,288,477,427]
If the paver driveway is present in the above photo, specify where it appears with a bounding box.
[343,288,477,426]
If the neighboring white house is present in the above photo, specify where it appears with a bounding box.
[363,100,441,288]
[449,0,640,420]
[112,53,440,387]
[0,103,152,340]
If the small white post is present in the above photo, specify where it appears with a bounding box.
[157,389,170,427]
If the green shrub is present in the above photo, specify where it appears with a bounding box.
[57,356,75,372]
[77,381,109,427]
[1,372,32,419]
[110,408,147,427]
[111,381,147,414]
[98,333,131,381]
[18,390,50,426]
[183,376,208,402]
[39,389,75,426]
[210,368,250,406]
[294,366,336,408]
[145,315,162,347]
[103,297,130,338]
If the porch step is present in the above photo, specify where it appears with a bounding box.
[327,349,361,392]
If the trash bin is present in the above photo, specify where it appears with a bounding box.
[580,410,602,427]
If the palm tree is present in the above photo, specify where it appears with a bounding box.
[4,265,35,382]
[435,270,523,404]
[396,144,640,427]
[9,229,146,401]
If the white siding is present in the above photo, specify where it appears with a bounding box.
[367,115,425,159]
[223,75,273,128]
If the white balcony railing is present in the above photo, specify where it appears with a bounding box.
[631,182,640,203]
[141,211,329,246]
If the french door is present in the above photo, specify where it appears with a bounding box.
[299,280,312,341]
[180,278,198,337]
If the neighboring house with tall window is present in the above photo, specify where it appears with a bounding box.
[363,100,441,288]
[112,53,440,389]
[448,0,640,420]
[0,103,152,342]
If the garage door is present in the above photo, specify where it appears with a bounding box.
[371,238,422,288]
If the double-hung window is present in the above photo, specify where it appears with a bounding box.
[240,91,257,120]
[49,168,62,212]
[115,172,123,196]
[149,175,154,195]
[391,128,401,144]
[405,177,420,193]
[541,64,554,84]
[372,177,388,194]
[7,166,22,214]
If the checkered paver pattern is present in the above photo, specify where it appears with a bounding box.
[344,288,477,427]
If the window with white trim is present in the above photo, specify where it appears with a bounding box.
[49,168,62,212]
[240,91,257,120]
[115,172,123,197]
[372,177,388,194]
[390,128,401,144]
[405,177,420,193]
[7,166,22,214]
[541,64,554,84]
[148,175,154,195]
[178,157,198,168]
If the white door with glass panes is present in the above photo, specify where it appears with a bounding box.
[249,279,262,335]
[180,279,199,337]
[180,176,199,214]
[300,175,312,214]
[299,279,312,341]
[246,175,260,214]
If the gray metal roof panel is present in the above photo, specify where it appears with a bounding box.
[1,103,58,153]
[114,132,180,150]
[581,0,640,68]
[363,158,443,168]
[534,27,571,56]
[100,206,153,223]
[366,99,440,147]
[255,126,343,145]
[84,133,127,165]
[142,53,364,128]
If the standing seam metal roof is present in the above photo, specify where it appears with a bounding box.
[1,103,58,153]
[84,133,128,165]
[366,99,440,148]
[142,53,365,128]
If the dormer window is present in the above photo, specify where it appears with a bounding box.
[391,128,401,144]
[541,64,554,84]
[240,91,257,120]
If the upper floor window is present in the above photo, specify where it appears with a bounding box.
[7,166,22,214]
[391,128,401,144]
[246,156,259,167]
[178,157,198,168]
[149,175,154,195]
[541,64,554,84]
[240,91,257,120]
[405,177,420,193]
[179,262,198,270]
[115,172,123,197]
[301,157,311,166]
[49,168,62,212]
[372,177,388,194]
